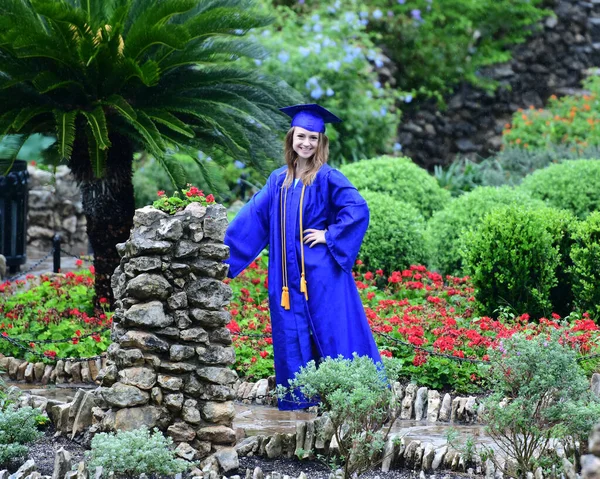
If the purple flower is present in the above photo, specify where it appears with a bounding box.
[411,9,422,21]
[397,0,406,3]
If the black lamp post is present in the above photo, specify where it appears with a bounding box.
[0,160,29,274]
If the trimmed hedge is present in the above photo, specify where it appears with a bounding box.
[462,204,569,318]
[425,186,543,276]
[341,156,451,219]
[360,190,426,273]
[570,212,600,318]
[519,159,600,218]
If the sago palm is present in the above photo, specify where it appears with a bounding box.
[0,0,297,305]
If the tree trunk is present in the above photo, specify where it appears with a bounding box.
[69,131,135,308]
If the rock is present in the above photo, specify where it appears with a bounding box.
[124,256,162,276]
[266,434,283,459]
[432,446,447,471]
[401,383,418,420]
[235,436,259,456]
[427,390,441,422]
[0,255,5,279]
[414,387,428,420]
[189,309,231,327]
[581,454,600,479]
[563,458,576,479]
[254,379,269,405]
[590,425,600,456]
[175,442,197,461]
[170,345,195,361]
[71,391,95,439]
[17,361,28,381]
[111,406,162,431]
[381,436,398,472]
[118,367,157,390]
[157,374,183,391]
[174,240,202,259]
[167,421,196,442]
[592,373,600,398]
[52,448,71,479]
[101,383,149,408]
[201,401,236,424]
[24,363,34,383]
[118,331,169,353]
[196,425,236,444]
[41,365,54,385]
[195,344,236,365]
[164,393,184,411]
[125,274,172,301]
[422,443,435,471]
[214,448,239,472]
[438,393,452,422]
[167,292,189,311]
[180,327,209,343]
[182,399,202,424]
[295,422,306,458]
[123,301,173,328]
[186,279,232,310]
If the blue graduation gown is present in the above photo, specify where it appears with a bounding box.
[224,164,382,410]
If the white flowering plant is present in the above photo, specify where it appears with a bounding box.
[86,427,191,477]
[250,0,407,164]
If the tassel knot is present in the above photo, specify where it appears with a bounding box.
[281,286,290,310]
[300,273,308,301]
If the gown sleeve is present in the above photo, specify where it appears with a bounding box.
[224,172,274,278]
[324,169,370,273]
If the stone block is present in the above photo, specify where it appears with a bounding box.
[186,279,232,311]
[125,274,172,301]
[123,301,173,328]
[101,383,149,408]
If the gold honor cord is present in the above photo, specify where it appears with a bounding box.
[299,184,308,301]
[279,181,309,310]
[280,183,290,310]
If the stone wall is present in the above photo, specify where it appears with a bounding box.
[97,203,236,461]
[27,165,87,251]
[397,0,600,170]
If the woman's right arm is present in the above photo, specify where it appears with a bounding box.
[224,173,274,278]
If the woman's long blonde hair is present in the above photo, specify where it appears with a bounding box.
[282,127,330,187]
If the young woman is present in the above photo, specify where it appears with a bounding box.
[224,104,381,410]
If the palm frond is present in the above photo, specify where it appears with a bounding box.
[156,153,189,191]
[146,109,194,138]
[85,123,107,177]
[82,106,111,149]
[54,109,78,160]
[12,106,53,131]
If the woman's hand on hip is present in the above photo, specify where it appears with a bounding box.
[303,229,327,248]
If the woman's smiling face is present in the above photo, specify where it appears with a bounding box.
[292,126,319,159]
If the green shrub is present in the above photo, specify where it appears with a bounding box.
[360,191,426,274]
[504,76,600,150]
[0,407,43,467]
[570,212,600,319]
[278,354,402,479]
[482,331,600,476]
[425,186,541,276]
[543,208,578,317]
[341,156,450,219]
[86,427,190,477]
[461,204,561,317]
[253,0,403,164]
[519,159,600,218]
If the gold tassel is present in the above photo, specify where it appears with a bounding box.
[281,286,290,310]
[300,273,308,301]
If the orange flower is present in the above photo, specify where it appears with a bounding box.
[529,105,535,110]
[584,104,591,111]
[521,114,528,121]
[550,94,557,101]
[516,138,522,144]
[504,123,511,129]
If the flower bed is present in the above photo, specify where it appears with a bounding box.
[2,258,598,393]
[0,266,111,362]
[226,259,600,393]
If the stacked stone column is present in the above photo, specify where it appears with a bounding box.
[99,203,236,459]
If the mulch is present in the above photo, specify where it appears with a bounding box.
[13,426,478,479]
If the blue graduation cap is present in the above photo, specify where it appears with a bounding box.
[279,103,342,133]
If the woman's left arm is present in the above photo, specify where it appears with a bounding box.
[323,169,369,273]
